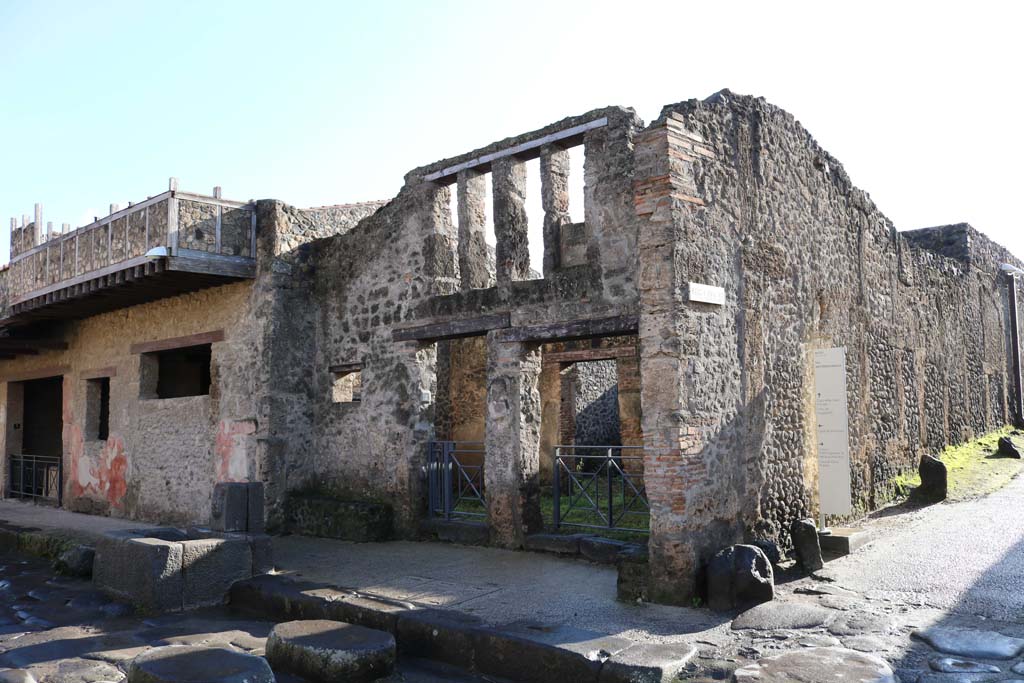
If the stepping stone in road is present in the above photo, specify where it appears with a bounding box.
[266,619,396,682]
[733,647,896,683]
[929,656,1000,673]
[127,646,274,683]
[913,627,1024,660]
[731,601,834,631]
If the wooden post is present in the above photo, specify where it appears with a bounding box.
[214,187,223,253]
[167,178,179,254]
[34,204,42,246]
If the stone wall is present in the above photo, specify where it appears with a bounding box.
[569,360,620,446]
[0,282,261,524]
[633,90,1024,603]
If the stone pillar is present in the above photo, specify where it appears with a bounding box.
[484,332,543,547]
[540,145,570,277]
[456,170,492,289]
[538,357,562,485]
[491,158,530,283]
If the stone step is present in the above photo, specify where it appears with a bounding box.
[230,574,693,683]
[267,619,396,682]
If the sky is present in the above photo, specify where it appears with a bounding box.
[1,0,1022,267]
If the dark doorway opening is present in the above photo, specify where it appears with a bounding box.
[8,375,64,505]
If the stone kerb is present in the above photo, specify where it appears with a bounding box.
[94,526,262,611]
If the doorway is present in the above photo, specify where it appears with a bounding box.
[7,376,64,505]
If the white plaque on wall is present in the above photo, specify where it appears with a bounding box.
[688,282,725,306]
[814,347,852,516]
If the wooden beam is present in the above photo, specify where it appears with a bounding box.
[129,330,225,355]
[0,339,67,350]
[166,252,256,278]
[492,314,639,344]
[423,117,608,184]
[0,365,71,382]
[392,313,510,343]
[80,366,117,379]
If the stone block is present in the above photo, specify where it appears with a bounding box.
[916,454,948,502]
[246,533,274,574]
[180,537,253,610]
[579,536,630,564]
[706,544,774,612]
[210,483,249,532]
[419,519,489,546]
[790,519,824,572]
[616,545,649,602]
[998,436,1021,459]
[818,527,869,557]
[95,531,183,613]
[127,645,274,683]
[55,545,95,578]
[266,619,395,683]
[524,533,584,556]
[285,494,393,542]
[246,482,265,533]
[395,609,481,670]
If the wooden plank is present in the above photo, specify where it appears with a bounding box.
[0,365,70,382]
[392,313,510,342]
[80,366,117,379]
[129,329,225,355]
[165,254,256,278]
[423,117,608,183]
[542,345,637,364]
[173,192,253,210]
[328,362,363,374]
[493,314,639,344]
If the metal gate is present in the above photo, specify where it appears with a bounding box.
[7,453,62,506]
[427,441,486,520]
[552,445,648,533]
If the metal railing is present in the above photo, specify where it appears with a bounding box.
[427,441,486,520]
[553,445,648,533]
[7,453,62,505]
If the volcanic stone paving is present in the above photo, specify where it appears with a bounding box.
[0,549,488,682]
[266,469,1024,682]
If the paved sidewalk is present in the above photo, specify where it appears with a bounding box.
[0,499,154,545]
[273,536,725,643]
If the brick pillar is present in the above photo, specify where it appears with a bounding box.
[492,158,530,283]
[634,113,721,604]
[484,333,543,547]
[457,169,492,289]
[540,145,570,277]
[616,353,644,475]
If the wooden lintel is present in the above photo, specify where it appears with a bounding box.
[392,313,511,343]
[0,365,71,382]
[328,363,363,374]
[80,366,117,380]
[542,345,638,364]
[493,314,639,344]
[0,339,68,351]
[129,330,225,355]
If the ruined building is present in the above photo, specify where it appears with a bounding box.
[0,91,1021,604]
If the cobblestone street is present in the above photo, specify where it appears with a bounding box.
[0,547,487,682]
